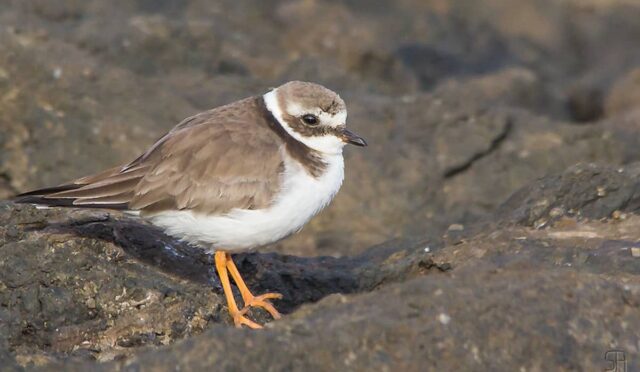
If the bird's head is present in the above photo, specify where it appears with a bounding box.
[264,81,367,154]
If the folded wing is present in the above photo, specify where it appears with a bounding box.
[14,102,285,216]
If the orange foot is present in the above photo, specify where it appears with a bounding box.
[241,292,283,319]
[214,251,283,329]
[225,254,283,320]
[230,307,263,329]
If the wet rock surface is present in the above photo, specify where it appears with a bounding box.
[1,0,640,370]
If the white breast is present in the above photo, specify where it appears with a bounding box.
[147,151,344,252]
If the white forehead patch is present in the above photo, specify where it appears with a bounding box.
[285,102,347,129]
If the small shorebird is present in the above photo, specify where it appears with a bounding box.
[14,81,367,329]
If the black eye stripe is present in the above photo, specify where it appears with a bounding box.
[302,114,319,125]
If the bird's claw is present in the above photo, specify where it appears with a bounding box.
[232,310,263,329]
[241,292,283,320]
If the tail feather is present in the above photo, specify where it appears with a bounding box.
[14,184,81,197]
[12,165,145,211]
[72,191,134,206]
[12,189,130,210]
[49,177,140,200]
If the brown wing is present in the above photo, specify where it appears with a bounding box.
[14,97,285,215]
[13,164,148,210]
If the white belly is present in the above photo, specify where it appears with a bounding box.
[147,153,344,252]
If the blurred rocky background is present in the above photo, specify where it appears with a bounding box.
[1,0,640,370]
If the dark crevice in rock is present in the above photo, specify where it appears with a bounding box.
[443,118,513,178]
[566,86,604,123]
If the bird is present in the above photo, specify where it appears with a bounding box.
[13,81,367,329]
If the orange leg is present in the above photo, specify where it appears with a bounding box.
[225,253,283,320]
[214,251,262,329]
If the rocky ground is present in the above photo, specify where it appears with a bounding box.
[1,0,640,370]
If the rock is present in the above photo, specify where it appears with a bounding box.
[1,163,639,370]
[2,0,640,369]
[18,196,640,371]
[605,67,640,116]
[0,202,442,367]
[498,162,640,227]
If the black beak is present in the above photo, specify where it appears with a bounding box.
[341,128,367,147]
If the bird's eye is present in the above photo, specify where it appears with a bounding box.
[302,114,319,125]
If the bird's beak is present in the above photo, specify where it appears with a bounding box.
[340,128,367,147]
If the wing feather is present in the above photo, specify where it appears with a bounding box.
[13,97,285,215]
